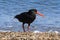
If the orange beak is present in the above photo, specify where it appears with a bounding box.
[36,11,44,17]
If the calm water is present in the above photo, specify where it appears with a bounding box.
[0,0,60,32]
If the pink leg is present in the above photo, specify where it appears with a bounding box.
[28,24,30,31]
[22,23,25,32]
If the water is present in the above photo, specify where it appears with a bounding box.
[0,0,60,32]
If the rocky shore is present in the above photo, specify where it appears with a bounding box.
[0,32,60,40]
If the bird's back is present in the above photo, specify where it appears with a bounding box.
[15,12,36,24]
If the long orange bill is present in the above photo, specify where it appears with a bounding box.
[37,11,44,17]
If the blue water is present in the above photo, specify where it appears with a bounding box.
[0,0,60,32]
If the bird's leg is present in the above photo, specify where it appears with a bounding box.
[28,24,30,32]
[22,23,25,32]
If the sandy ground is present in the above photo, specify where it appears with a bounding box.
[0,32,60,40]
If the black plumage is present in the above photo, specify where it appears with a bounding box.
[15,12,36,24]
[14,9,44,32]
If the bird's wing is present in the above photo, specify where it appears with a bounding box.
[18,12,35,23]
[18,12,31,22]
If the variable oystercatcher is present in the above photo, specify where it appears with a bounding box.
[15,9,44,32]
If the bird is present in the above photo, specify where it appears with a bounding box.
[14,9,44,32]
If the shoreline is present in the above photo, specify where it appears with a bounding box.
[0,32,60,40]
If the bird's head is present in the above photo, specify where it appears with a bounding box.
[29,9,44,17]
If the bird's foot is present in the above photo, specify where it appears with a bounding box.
[24,30,26,32]
[26,29,31,32]
[18,30,20,32]
[26,29,30,32]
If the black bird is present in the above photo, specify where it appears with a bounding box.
[15,9,44,32]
